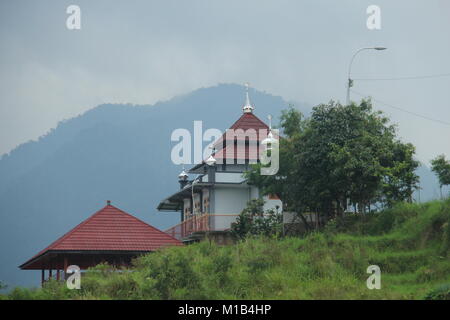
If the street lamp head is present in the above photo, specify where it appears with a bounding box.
[347,46,387,105]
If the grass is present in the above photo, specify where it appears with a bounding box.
[1,199,449,300]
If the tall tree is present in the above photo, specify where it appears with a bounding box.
[245,106,314,229]
[246,100,419,224]
[431,155,450,199]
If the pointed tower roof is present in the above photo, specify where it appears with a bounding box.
[213,85,269,145]
[188,85,272,172]
[20,202,182,269]
[242,82,255,113]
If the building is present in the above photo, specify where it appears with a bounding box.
[19,201,182,286]
[158,85,282,243]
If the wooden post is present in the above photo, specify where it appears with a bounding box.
[56,269,60,281]
[64,257,68,280]
[41,269,44,287]
[49,269,52,280]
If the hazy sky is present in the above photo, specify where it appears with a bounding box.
[1,0,449,164]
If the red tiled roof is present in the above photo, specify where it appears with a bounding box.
[20,204,182,268]
[214,144,260,160]
[213,113,276,161]
[230,112,269,131]
[189,112,273,171]
[213,113,270,148]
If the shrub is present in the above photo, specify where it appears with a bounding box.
[424,283,450,300]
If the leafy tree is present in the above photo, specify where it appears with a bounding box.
[246,100,419,225]
[431,155,450,199]
[245,106,314,229]
[380,141,420,206]
[279,105,306,137]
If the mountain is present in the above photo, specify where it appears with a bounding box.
[0,83,303,289]
[0,83,444,290]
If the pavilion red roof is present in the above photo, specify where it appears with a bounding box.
[20,203,182,269]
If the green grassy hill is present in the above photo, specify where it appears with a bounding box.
[2,199,450,300]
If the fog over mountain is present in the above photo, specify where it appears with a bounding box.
[0,84,299,288]
[0,84,444,289]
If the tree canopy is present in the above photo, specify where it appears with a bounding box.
[431,155,450,198]
[246,99,420,223]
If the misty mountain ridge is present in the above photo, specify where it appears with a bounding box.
[0,84,300,288]
[0,83,444,289]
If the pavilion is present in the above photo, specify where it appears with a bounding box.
[19,201,182,286]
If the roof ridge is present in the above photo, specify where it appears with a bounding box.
[31,205,109,258]
[227,112,247,130]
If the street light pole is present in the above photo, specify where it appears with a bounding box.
[346,46,387,105]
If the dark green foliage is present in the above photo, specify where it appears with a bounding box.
[424,283,450,300]
[431,155,450,198]
[230,199,282,240]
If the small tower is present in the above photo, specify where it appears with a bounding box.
[205,147,217,183]
[261,114,276,150]
[178,165,189,189]
[242,83,254,114]
[158,84,282,243]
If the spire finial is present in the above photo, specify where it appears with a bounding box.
[242,82,254,114]
[206,145,217,166]
[178,162,188,181]
[268,114,273,129]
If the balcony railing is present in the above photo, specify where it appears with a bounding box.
[165,213,210,240]
[165,214,243,241]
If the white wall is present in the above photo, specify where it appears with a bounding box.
[215,172,245,183]
[213,186,250,214]
[193,193,201,215]
[209,186,282,231]
[250,186,259,199]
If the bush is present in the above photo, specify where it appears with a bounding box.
[424,283,450,300]
[231,199,282,239]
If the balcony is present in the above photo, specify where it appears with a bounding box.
[164,213,239,241]
[165,213,209,241]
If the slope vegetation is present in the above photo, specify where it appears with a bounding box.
[3,199,450,300]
